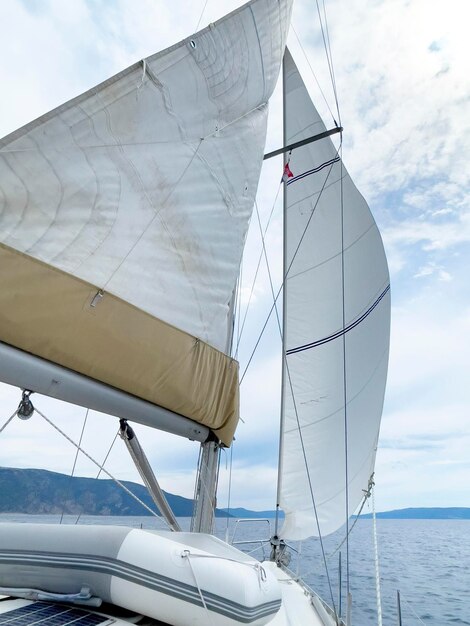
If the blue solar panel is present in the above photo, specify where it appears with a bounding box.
[0,602,108,625]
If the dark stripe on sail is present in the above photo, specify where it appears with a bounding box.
[286,155,340,186]
[286,284,390,356]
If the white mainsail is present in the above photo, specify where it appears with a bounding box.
[279,50,390,540]
[0,0,292,445]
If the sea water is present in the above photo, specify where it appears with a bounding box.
[1,514,468,625]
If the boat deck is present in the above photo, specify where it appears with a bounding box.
[263,562,338,625]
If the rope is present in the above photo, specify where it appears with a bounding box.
[34,406,168,526]
[372,483,383,626]
[314,0,341,125]
[182,550,214,626]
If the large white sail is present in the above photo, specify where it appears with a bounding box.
[279,50,390,539]
[0,0,292,445]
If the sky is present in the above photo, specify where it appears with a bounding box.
[0,0,468,517]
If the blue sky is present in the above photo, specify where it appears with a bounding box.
[0,0,468,515]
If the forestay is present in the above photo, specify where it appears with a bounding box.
[279,50,390,539]
[0,0,292,445]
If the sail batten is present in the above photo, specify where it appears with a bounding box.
[279,50,390,540]
[0,0,293,444]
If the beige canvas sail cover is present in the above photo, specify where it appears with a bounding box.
[279,51,391,538]
[0,0,292,446]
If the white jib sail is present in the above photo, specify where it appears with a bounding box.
[279,50,391,540]
[0,0,292,444]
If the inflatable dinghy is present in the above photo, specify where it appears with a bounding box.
[0,524,282,626]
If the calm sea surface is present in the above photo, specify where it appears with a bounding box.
[1,514,468,625]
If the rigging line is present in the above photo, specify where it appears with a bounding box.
[240,148,341,384]
[234,265,243,359]
[338,136,350,597]
[224,442,234,541]
[254,199,283,339]
[99,97,266,295]
[183,551,215,626]
[191,445,203,527]
[195,0,210,31]
[314,0,341,125]
[100,138,203,293]
[402,595,427,625]
[321,0,341,125]
[0,411,17,434]
[372,482,383,626]
[292,26,336,125]
[60,408,89,525]
[283,355,338,618]
[74,430,119,525]
[235,180,283,356]
[328,474,374,559]
[34,407,169,527]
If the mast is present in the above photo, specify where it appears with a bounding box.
[191,288,237,533]
[273,53,288,540]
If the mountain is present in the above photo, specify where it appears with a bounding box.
[2,468,467,521]
[360,507,470,520]
[219,507,283,519]
[0,467,231,517]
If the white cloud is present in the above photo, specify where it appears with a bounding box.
[413,262,452,281]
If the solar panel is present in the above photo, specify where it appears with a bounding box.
[0,602,110,625]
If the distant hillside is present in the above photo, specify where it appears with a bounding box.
[0,467,231,517]
[220,507,283,519]
[360,507,470,520]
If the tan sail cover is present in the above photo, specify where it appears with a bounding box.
[0,0,292,445]
[279,51,391,538]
